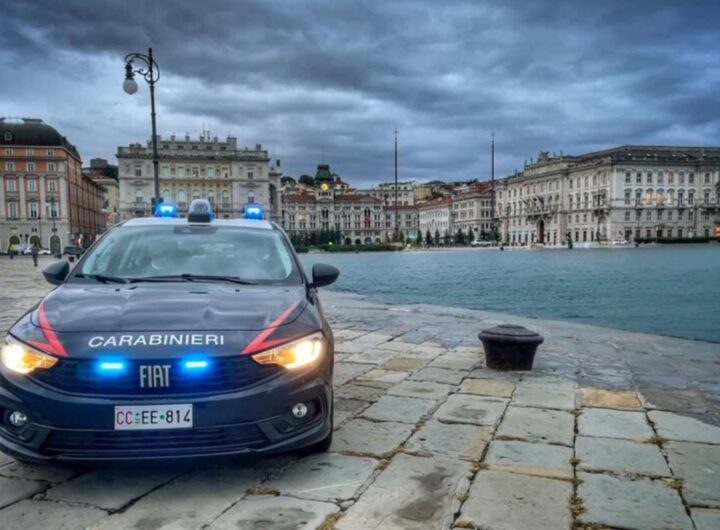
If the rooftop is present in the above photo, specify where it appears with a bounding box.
[0,118,81,159]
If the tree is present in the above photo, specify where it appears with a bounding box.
[455,229,465,245]
[399,230,405,243]
[425,230,433,246]
[298,174,314,187]
[434,229,441,246]
[444,230,451,246]
[467,228,475,244]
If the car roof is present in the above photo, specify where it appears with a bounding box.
[121,217,274,230]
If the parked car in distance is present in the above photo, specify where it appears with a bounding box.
[471,240,494,247]
[62,246,84,256]
[20,246,52,255]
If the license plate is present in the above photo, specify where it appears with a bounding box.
[114,404,193,430]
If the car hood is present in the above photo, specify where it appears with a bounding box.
[32,283,308,333]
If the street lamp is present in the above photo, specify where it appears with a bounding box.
[123,48,161,206]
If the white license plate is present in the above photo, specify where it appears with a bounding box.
[114,404,193,430]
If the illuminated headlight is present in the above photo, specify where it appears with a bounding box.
[251,333,325,369]
[1,337,58,375]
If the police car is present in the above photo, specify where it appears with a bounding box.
[0,200,339,462]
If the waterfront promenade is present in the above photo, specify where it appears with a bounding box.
[0,257,719,529]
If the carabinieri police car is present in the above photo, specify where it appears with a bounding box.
[0,199,339,462]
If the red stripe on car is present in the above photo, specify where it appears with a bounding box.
[242,302,300,355]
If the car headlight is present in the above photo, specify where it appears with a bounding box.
[1,337,58,375]
[251,332,325,369]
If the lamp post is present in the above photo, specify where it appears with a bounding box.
[123,48,161,207]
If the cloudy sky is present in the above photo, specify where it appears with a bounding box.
[1,0,719,185]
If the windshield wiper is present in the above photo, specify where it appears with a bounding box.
[75,273,128,284]
[129,274,257,285]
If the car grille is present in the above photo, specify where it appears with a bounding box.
[43,424,267,457]
[29,356,282,396]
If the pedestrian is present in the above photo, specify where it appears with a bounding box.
[31,242,39,267]
[8,242,15,260]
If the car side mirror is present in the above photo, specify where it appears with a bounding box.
[309,263,339,289]
[42,261,70,286]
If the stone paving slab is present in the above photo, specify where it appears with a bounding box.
[334,362,374,385]
[580,387,642,409]
[405,420,492,461]
[335,383,387,402]
[45,466,184,511]
[0,461,83,483]
[361,395,435,423]
[433,394,508,426]
[578,407,654,441]
[411,367,466,385]
[386,379,453,400]
[457,470,572,530]
[496,406,575,446]
[511,384,577,410]
[356,368,410,384]
[578,471,693,530]
[665,441,720,508]
[265,453,377,502]
[0,476,47,510]
[331,418,414,457]
[649,410,720,443]
[0,500,107,530]
[92,466,258,529]
[381,356,429,372]
[337,453,469,530]
[485,440,574,480]
[207,495,339,530]
[347,349,398,365]
[692,508,720,530]
[458,378,515,398]
[575,435,671,476]
[427,354,480,371]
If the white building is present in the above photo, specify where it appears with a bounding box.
[497,146,720,246]
[281,164,386,244]
[117,133,280,221]
[451,185,494,241]
[361,181,416,206]
[418,197,453,243]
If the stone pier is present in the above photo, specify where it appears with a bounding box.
[0,257,719,529]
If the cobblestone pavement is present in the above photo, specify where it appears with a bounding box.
[1,256,719,529]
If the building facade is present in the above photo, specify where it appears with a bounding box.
[497,146,720,246]
[84,158,120,227]
[418,197,453,243]
[361,181,416,206]
[117,133,280,221]
[0,118,105,253]
[281,164,386,244]
[451,184,494,241]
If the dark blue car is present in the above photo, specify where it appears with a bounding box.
[0,201,339,462]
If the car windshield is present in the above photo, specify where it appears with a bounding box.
[75,224,301,284]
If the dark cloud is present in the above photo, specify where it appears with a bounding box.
[1,0,719,184]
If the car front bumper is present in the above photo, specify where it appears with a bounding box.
[0,362,332,463]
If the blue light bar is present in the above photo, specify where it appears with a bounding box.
[243,203,264,220]
[155,202,178,218]
[98,360,126,373]
[184,360,208,369]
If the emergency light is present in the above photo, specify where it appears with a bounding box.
[188,199,214,222]
[155,202,178,218]
[243,203,265,220]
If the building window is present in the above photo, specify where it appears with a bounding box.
[134,165,142,177]
[47,149,55,156]
[248,171,254,180]
[27,178,38,192]
[135,189,144,203]
[192,189,200,200]
[25,149,34,156]
[162,165,170,176]
[6,178,17,192]
[625,171,631,184]
[177,190,187,206]
[5,162,15,171]
[207,167,215,178]
[28,201,39,219]
[689,173,695,184]
[646,210,652,220]
[48,162,56,172]
[704,172,711,184]
[5,148,13,155]
[688,191,695,204]
[636,172,642,184]
[646,172,652,184]
[48,179,58,192]
[624,190,631,205]
[27,162,35,172]
[624,211,631,221]
[6,201,18,219]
